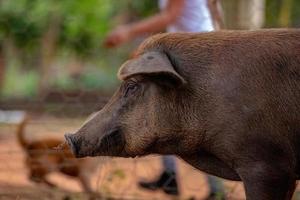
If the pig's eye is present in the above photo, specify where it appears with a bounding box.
[124,81,138,97]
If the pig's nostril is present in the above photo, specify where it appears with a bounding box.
[64,133,78,156]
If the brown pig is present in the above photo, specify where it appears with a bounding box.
[65,29,300,200]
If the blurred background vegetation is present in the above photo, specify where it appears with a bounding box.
[0,0,299,100]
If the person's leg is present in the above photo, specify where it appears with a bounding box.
[160,156,179,194]
[138,155,179,195]
[207,175,226,199]
[162,155,177,173]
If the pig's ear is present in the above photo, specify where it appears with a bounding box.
[118,51,186,85]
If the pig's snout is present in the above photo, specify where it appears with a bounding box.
[64,133,80,157]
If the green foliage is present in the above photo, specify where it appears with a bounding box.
[0,0,42,49]
[0,0,158,51]
[265,0,300,27]
[0,0,138,98]
[291,0,300,27]
[2,0,299,99]
[128,0,158,17]
[0,0,117,56]
[2,63,38,98]
[58,0,115,57]
[51,66,118,91]
[265,0,282,27]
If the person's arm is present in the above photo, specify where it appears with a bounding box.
[207,0,224,30]
[104,0,184,48]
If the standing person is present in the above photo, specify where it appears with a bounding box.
[104,0,224,199]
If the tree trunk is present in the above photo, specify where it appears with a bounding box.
[38,13,61,97]
[222,0,265,30]
[279,0,293,27]
[0,44,5,94]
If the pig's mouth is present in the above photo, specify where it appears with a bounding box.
[65,133,79,156]
[65,129,129,158]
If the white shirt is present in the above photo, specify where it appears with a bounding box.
[159,0,214,32]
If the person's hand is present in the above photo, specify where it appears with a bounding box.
[104,25,132,48]
[213,21,221,31]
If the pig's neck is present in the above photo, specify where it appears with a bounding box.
[176,101,210,151]
[166,87,218,154]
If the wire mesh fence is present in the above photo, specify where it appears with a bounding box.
[0,0,299,199]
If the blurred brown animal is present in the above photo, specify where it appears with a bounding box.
[65,29,300,200]
[16,116,100,193]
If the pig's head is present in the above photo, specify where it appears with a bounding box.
[65,51,197,158]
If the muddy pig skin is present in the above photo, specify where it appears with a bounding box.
[65,29,300,200]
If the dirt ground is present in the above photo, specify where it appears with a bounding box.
[0,115,299,200]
